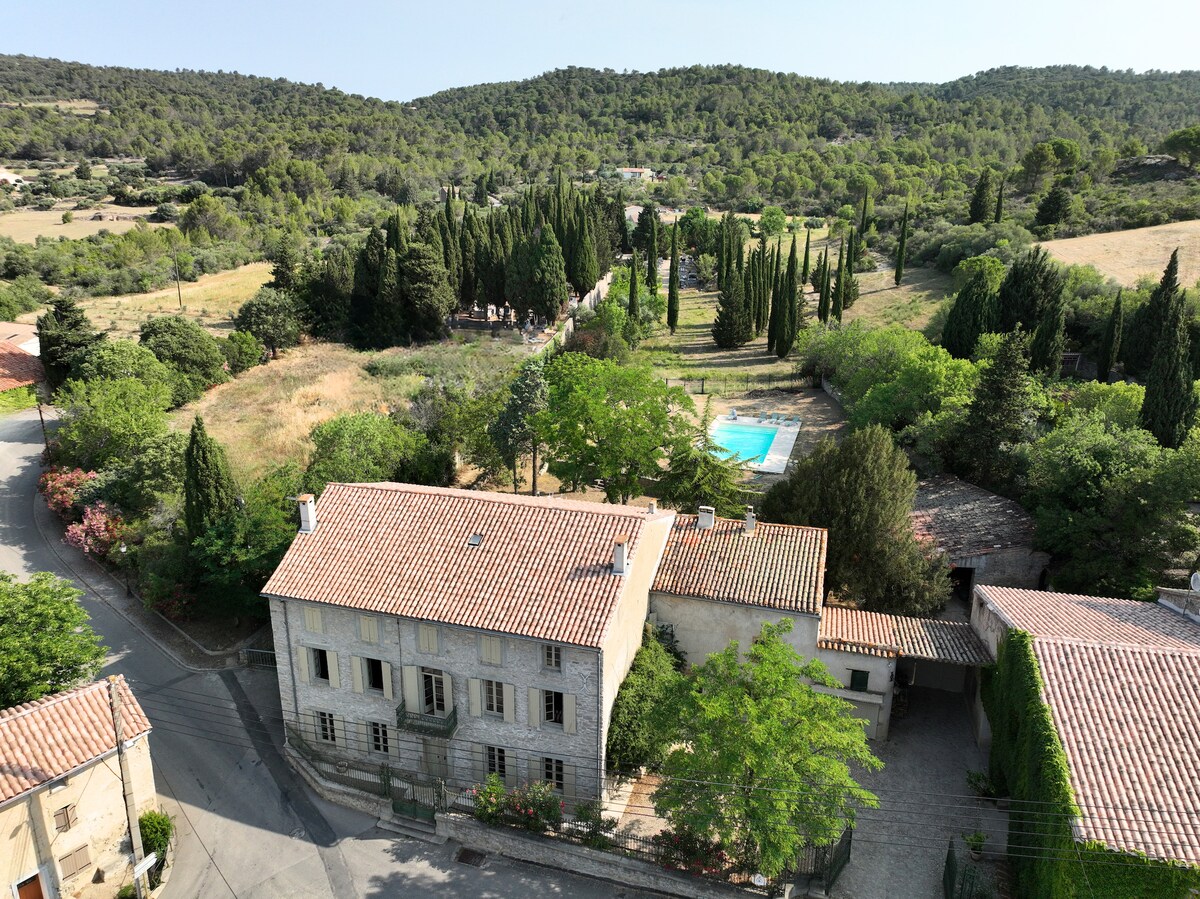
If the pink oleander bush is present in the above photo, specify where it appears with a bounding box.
[38,466,97,520]
[651,825,729,875]
[64,502,125,556]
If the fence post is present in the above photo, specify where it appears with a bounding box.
[700,378,705,395]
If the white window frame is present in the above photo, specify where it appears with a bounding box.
[543,644,562,671]
[368,721,390,755]
[316,710,338,744]
[421,667,448,715]
[486,745,507,779]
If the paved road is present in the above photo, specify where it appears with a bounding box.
[0,409,650,898]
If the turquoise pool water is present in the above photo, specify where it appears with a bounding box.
[710,421,778,465]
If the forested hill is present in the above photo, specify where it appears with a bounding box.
[1,55,1198,214]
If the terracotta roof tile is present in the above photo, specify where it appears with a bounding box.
[0,677,151,804]
[1033,640,1200,865]
[911,475,1035,558]
[977,585,1200,649]
[0,340,42,392]
[651,514,826,615]
[818,606,993,665]
[262,483,662,649]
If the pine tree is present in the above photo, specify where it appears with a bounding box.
[994,174,1006,224]
[1029,289,1066,376]
[968,170,995,224]
[941,271,999,359]
[37,295,103,390]
[625,251,641,347]
[894,201,909,286]
[956,331,1037,490]
[667,224,680,335]
[712,271,752,348]
[1140,252,1197,448]
[1096,291,1123,382]
[184,416,237,542]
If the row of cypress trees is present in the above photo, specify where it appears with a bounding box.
[712,227,809,358]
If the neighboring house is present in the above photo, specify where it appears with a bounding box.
[971,584,1200,870]
[816,606,992,740]
[0,339,43,392]
[911,475,1049,594]
[649,506,827,666]
[263,483,675,802]
[617,167,654,181]
[1,677,155,899]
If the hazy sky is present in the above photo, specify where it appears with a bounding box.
[4,0,1198,101]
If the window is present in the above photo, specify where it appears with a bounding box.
[486,745,507,778]
[849,669,870,692]
[543,757,565,792]
[418,623,439,654]
[370,722,390,754]
[481,635,503,666]
[58,844,91,880]
[421,668,447,715]
[467,533,484,548]
[53,804,78,833]
[358,615,379,643]
[365,658,385,691]
[303,606,323,634]
[543,645,561,671]
[543,690,564,726]
[317,711,337,743]
[311,648,330,682]
[483,679,504,717]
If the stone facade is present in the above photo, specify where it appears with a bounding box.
[649,592,821,667]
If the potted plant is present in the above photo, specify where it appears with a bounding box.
[963,830,987,861]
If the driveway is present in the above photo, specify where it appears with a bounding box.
[0,408,655,898]
[832,688,1008,899]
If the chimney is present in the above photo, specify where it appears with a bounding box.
[613,535,629,575]
[297,494,317,534]
[745,505,757,534]
[697,506,716,530]
[647,499,657,515]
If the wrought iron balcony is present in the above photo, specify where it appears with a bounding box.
[396,702,459,737]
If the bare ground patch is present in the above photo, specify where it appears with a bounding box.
[0,204,168,243]
[1043,220,1200,287]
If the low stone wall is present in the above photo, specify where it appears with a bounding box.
[436,813,789,899]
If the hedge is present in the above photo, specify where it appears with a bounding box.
[983,630,1200,898]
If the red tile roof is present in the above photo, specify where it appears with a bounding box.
[0,677,151,804]
[651,514,826,615]
[1033,640,1200,865]
[977,585,1200,650]
[262,483,663,649]
[0,339,42,392]
[817,606,992,665]
[911,475,1036,559]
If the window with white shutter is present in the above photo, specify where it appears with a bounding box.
[302,606,323,634]
[417,623,439,654]
[358,615,379,643]
[480,635,503,665]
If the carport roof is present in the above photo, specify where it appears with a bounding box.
[817,606,993,665]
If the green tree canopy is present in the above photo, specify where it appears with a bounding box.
[139,315,229,404]
[489,356,549,493]
[69,339,182,405]
[651,620,880,878]
[0,572,106,708]
[758,206,786,238]
[606,625,683,773]
[38,294,103,392]
[1161,125,1200,166]
[234,286,303,357]
[55,377,171,470]
[711,271,752,348]
[304,412,426,495]
[1140,250,1197,449]
[184,415,238,542]
[657,402,746,518]
[942,271,1000,360]
[761,425,949,614]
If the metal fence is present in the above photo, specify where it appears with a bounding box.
[663,374,814,395]
[243,648,277,669]
[942,839,981,899]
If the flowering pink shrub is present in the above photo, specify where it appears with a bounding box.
[38,467,97,520]
[64,502,124,556]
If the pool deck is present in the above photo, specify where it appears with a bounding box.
[709,415,799,474]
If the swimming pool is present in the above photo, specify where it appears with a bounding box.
[708,416,799,474]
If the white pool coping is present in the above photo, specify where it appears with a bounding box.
[708,415,799,474]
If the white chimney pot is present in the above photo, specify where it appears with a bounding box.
[613,535,629,575]
[297,494,317,534]
[697,506,716,530]
[745,505,757,534]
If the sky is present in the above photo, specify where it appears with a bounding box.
[3,0,1199,102]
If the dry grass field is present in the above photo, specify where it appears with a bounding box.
[844,265,956,331]
[1042,220,1200,287]
[0,204,166,243]
[0,99,99,115]
[36,263,274,339]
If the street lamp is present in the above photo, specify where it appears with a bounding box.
[119,543,131,597]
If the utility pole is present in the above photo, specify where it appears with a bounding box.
[108,676,148,899]
[170,242,183,309]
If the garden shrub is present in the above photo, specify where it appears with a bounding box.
[472,773,507,825]
[38,466,97,520]
[505,780,564,833]
[64,502,124,556]
[651,825,729,875]
[570,798,619,849]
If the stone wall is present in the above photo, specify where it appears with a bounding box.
[651,592,821,668]
[954,547,1049,591]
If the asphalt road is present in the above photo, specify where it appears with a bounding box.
[0,408,652,898]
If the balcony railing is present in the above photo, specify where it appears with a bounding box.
[396,702,459,737]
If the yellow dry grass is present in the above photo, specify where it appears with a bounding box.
[842,265,956,331]
[66,263,273,339]
[1042,220,1200,288]
[174,343,386,483]
[0,204,167,243]
[0,99,99,115]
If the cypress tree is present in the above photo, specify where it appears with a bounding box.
[400,241,457,343]
[994,174,1006,224]
[777,235,800,359]
[956,331,1036,490]
[37,295,103,390]
[569,215,599,298]
[831,241,846,322]
[801,227,811,286]
[712,272,752,348]
[859,189,870,233]
[998,248,1065,333]
[646,217,659,295]
[667,224,680,335]
[817,254,831,323]
[968,170,995,224]
[942,271,999,359]
[184,416,237,542]
[625,252,641,347]
[1029,289,1067,376]
[894,201,909,286]
[1096,291,1123,382]
[1140,252,1196,448]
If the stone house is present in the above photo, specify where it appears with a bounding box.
[1,677,155,899]
[262,483,674,801]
